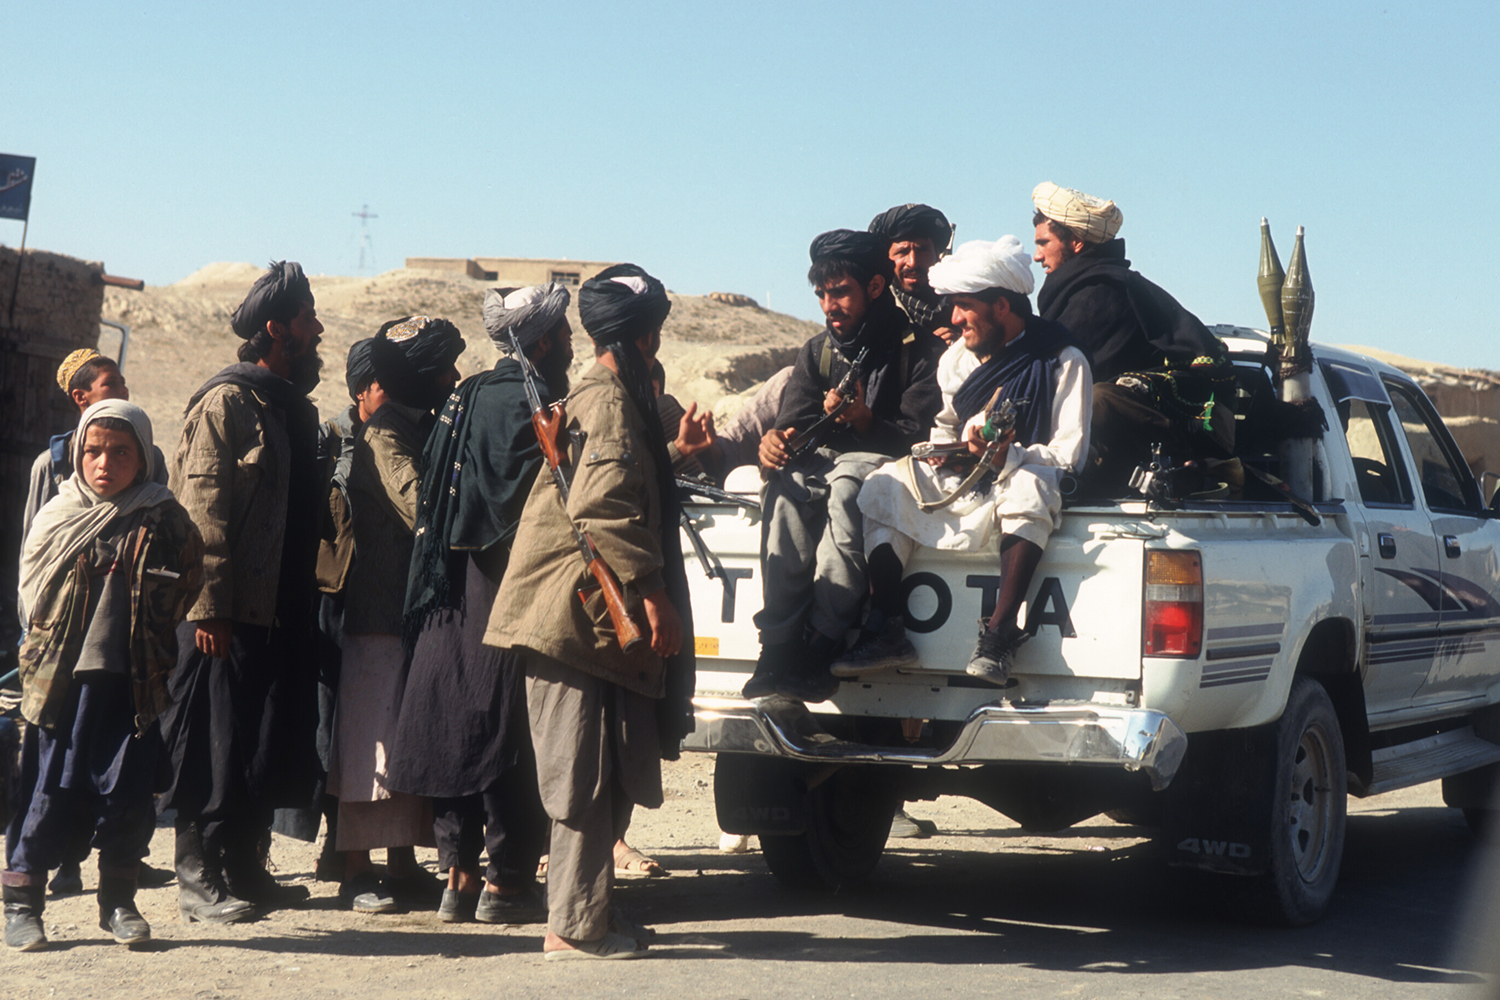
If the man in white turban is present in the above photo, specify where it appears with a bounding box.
[839,236,1092,684]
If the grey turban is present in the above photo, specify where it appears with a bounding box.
[483,282,571,354]
[230,260,311,340]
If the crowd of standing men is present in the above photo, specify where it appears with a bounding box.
[4,181,1231,960]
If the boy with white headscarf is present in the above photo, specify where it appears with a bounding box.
[5,401,204,951]
[841,237,1092,684]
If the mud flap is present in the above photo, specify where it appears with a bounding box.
[714,754,808,836]
[1162,728,1275,877]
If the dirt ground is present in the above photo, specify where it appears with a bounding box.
[4,757,1485,1000]
[0,750,1150,997]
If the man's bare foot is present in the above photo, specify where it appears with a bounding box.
[613,840,667,878]
[543,929,645,960]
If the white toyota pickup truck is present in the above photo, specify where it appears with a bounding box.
[675,327,1500,926]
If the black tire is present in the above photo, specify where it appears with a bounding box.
[759,765,897,891]
[1247,676,1347,925]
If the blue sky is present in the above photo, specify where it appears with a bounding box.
[5,2,1497,367]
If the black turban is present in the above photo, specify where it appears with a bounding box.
[344,338,377,400]
[370,315,467,410]
[230,260,312,340]
[867,203,951,249]
[809,229,893,280]
[578,263,672,346]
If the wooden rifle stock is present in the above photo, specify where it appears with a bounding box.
[578,534,648,652]
[515,347,646,654]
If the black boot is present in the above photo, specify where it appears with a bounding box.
[175,820,254,924]
[223,840,310,911]
[98,874,151,947]
[3,883,48,951]
[775,633,841,703]
[743,641,797,699]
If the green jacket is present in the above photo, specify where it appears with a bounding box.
[344,400,427,636]
[18,501,205,734]
[485,363,667,697]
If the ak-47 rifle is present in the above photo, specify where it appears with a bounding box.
[507,328,646,653]
[909,389,1022,512]
[783,345,871,461]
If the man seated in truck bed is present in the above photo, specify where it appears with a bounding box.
[1031,182,1234,492]
[838,235,1091,684]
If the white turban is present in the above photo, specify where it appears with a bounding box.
[927,236,1035,296]
[1032,182,1124,244]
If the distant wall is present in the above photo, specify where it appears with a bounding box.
[405,256,616,288]
[1398,370,1500,490]
[0,247,107,663]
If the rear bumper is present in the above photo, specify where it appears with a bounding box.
[683,695,1189,790]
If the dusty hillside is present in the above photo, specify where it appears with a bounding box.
[105,264,821,448]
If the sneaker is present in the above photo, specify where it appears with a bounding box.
[340,872,398,914]
[437,888,479,923]
[475,884,547,924]
[777,635,841,703]
[831,615,918,677]
[888,808,938,839]
[967,626,1025,687]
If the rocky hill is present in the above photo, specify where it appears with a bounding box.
[105,263,822,448]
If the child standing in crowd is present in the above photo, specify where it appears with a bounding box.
[4,401,204,951]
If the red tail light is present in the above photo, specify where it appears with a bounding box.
[1144,550,1203,658]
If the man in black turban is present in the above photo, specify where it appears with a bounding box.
[869,203,956,342]
[485,263,693,958]
[743,231,944,704]
[229,260,323,394]
[161,260,327,919]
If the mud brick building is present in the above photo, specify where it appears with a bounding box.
[0,247,112,666]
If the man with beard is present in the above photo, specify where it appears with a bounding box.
[868,203,958,344]
[846,236,1090,684]
[387,286,572,925]
[744,230,943,703]
[1031,183,1234,490]
[486,264,694,960]
[158,261,324,922]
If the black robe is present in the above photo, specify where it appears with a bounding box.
[1035,238,1223,384]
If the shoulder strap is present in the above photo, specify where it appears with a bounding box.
[818,338,834,382]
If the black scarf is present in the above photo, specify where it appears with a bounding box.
[401,359,547,649]
[1035,239,1223,381]
[952,316,1076,448]
[894,286,946,335]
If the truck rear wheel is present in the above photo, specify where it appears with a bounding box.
[760,765,897,891]
[1247,676,1347,925]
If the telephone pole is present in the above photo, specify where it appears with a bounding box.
[352,204,378,273]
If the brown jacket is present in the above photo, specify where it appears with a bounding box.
[171,382,293,626]
[342,400,426,636]
[18,501,204,733]
[485,363,666,697]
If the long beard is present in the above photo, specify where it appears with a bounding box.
[288,347,324,395]
[537,349,571,399]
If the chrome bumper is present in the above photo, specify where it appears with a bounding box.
[683,696,1189,790]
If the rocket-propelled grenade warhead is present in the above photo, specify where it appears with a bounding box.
[1280,226,1314,376]
[1257,218,1286,349]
